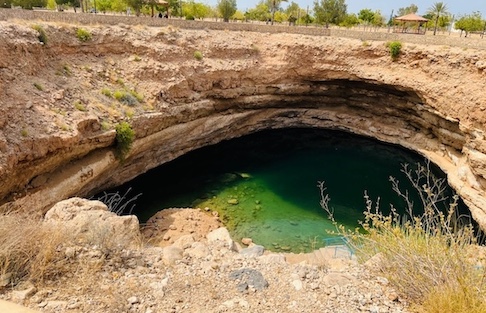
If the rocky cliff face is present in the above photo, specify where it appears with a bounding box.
[1,19,486,228]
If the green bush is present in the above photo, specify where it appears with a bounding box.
[76,28,92,42]
[387,41,402,60]
[129,90,144,102]
[185,15,195,20]
[194,50,203,61]
[101,88,112,98]
[33,82,43,91]
[113,90,139,106]
[32,25,48,45]
[73,100,86,111]
[319,162,485,313]
[115,122,135,160]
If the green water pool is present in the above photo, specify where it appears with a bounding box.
[102,128,443,253]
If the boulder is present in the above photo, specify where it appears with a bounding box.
[44,197,140,248]
[207,227,236,251]
[229,268,268,292]
[172,234,195,250]
[240,245,264,258]
[184,242,210,259]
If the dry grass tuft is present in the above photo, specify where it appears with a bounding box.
[0,208,141,288]
[0,212,69,285]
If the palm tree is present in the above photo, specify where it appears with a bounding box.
[427,2,448,35]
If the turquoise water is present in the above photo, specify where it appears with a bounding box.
[101,129,448,253]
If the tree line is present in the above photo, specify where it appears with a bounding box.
[2,0,486,36]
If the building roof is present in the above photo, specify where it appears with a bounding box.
[395,13,429,22]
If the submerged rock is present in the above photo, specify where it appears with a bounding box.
[227,199,239,205]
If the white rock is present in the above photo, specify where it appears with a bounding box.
[184,242,210,259]
[12,286,36,300]
[44,197,140,247]
[207,227,235,250]
[162,246,183,265]
[241,238,253,246]
[292,279,303,291]
[127,296,139,305]
[173,234,195,250]
[258,253,286,264]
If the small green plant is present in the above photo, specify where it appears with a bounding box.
[387,41,402,60]
[101,88,112,98]
[129,90,143,102]
[20,129,28,137]
[194,50,203,61]
[133,55,141,62]
[116,78,125,86]
[361,40,371,47]
[56,64,72,76]
[113,90,139,106]
[32,25,48,44]
[33,82,43,91]
[124,108,134,119]
[101,121,111,131]
[185,15,195,20]
[115,121,135,160]
[73,100,87,111]
[76,28,92,42]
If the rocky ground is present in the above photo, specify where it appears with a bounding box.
[0,199,407,313]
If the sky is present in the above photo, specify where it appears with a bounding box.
[204,0,486,17]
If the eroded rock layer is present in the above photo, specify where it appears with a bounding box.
[1,20,486,228]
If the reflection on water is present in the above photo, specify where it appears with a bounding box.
[99,128,458,253]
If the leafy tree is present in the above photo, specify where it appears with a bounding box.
[126,0,143,16]
[217,0,236,22]
[313,0,347,28]
[427,2,448,35]
[273,10,287,23]
[454,12,485,37]
[94,0,111,13]
[301,13,313,25]
[110,0,126,13]
[46,0,56,9]
[231,10,245,21]
[340,13,359,28]
[358,8,375,24]
[285,1,305,24]
[11,0,46,9]
[182,1,211,19]
[246,2,270,22]
[372,10,385,27]
[397,4,418,16]
[166,0,180,17]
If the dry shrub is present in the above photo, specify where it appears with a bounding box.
[417,285,486,313]
[0,212,69,285]
[319,161,486,313]
[0,206,141,287]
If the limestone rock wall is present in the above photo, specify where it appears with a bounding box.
[1,19,486,229]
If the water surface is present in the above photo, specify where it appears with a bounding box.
[102,129,443,253]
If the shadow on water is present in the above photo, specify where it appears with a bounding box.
[95,128,471,253]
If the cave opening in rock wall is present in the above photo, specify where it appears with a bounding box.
[97,128,470,253]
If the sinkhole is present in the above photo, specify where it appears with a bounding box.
[98,128,469,253]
